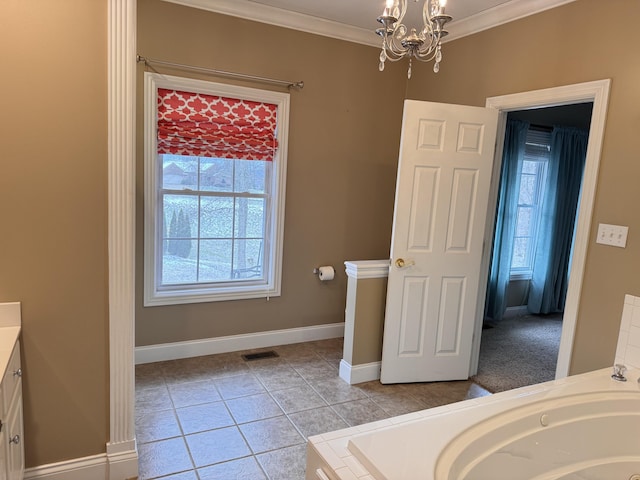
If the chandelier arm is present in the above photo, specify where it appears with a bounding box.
[415,36,440,57]
[414,47,439,62]
[381,40,409,62]
[380,36,406,61]
[423,0,433,25]
[385,34,411,56]
[395,0,408,28]
[381,50,409,62]
[423,0,442,25]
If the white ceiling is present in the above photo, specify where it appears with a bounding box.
[165,0,576,46]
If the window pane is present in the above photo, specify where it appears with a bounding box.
[233,239,264,279]
[521,160,538,175]
[199,239,233,282]
[234,198,266,239]
[162,155,187,190]
[235,160,267,193]
[163,195,198,239]
[162,154,198,190]
[200,157,233,192]
[511,237,529,269]
[518,174,536,205]
[515,206,532,236]
[162,195,197,285]
[161,240,197,285]
[200,196,233,238]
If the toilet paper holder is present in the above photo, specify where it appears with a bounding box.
[313,266,335,281]
[313,266,334,274]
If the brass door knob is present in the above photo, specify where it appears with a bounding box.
[394,258,415,268]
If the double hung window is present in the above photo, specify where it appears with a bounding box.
[510,128,550,279]
[144,73,289,305]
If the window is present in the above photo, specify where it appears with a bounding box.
[144,73,289,305]
[510,128,550,279]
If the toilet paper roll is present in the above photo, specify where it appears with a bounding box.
[318,266,335,281]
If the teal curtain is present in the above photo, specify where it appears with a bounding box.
[528,126,588,314]
[485,119,529,321]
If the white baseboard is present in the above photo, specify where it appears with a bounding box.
[107,441,139,480]
[339,359,381,384]
[504,305,529,317]
[24,446,138,480]
[25,454,108,480]
[135,322,345,364]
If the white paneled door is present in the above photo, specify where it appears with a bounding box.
[381,100,499,383]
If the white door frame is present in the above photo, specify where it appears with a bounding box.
[471,79,611,379]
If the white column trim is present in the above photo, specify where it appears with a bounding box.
[344,260,390,279]
[107,0,138,478]
[339,360,382,385]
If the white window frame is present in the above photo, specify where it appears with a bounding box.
[510,128,550,280]
[143,72,289,306]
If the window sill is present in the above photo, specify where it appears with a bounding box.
[144,284,281,306]
[509,272,532,281]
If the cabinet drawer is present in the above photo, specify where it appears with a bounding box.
[2,342,21,412]
[6,397,23,480]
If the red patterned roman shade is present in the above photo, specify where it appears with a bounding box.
[157,88,279,161]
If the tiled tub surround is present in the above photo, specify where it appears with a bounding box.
[307,294,640,480]
[614,294,640,369]
[135,338,490,480]
[307,369,640,480]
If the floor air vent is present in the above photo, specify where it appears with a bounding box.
[241,350,279,361]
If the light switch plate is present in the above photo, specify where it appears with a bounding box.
[596,223,629,248]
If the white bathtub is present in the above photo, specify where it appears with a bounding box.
[307,367,640,480]
[436,391,640,480]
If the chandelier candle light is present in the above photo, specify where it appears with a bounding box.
[376,0,452,78]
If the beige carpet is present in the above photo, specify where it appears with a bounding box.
[471,312,562,393]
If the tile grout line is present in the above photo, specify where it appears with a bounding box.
[138,339,489,480]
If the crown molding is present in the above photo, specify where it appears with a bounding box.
[446,0,577,42]
[162,0,576,47]
[163,0,379,47]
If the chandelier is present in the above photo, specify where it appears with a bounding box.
[376,0,452,78]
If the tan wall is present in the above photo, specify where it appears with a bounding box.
[0,0,108,468]
[406,0,640,374]
[135,0,407,345]
[344,275,388,366]
[350,278,387,366]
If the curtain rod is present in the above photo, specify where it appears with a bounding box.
[137,55,304,90]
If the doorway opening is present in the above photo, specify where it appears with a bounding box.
[468,80,610,387]
[475,102,595,393]
[470,80,610,394]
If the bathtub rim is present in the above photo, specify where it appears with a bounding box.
[345,367,640,480]
[434,390,640,479]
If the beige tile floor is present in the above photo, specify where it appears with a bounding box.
[135,338,491,480]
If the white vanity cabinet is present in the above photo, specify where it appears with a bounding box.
[1,341,23,480]
[0,303,23,480]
